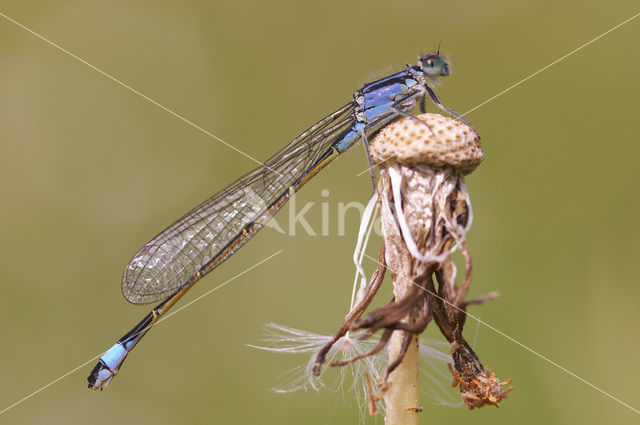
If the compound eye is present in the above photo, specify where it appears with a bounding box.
[420,54,450,77]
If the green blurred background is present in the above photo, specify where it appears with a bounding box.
[1,1,639,424]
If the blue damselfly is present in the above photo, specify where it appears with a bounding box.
[88,52,463,389]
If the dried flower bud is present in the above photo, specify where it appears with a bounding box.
[370,113,483,172]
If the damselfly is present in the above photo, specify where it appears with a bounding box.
[88,52,464,389]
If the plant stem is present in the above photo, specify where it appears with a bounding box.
[385,331,421,425]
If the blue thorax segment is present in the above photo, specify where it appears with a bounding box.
[360,73,420,122]
[360,71,409,95]
[333,70,424,153]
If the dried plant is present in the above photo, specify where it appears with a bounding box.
[314,114,512,421]
[254,113,512,423]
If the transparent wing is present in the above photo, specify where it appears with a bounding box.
[122,103,355,304]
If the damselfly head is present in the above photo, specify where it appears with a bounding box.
[419,54,451,79]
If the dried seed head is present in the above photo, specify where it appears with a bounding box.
[448,363,513,409]
[370,113,483,172]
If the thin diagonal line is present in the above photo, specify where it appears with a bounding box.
[355,11,640,178]
[155,250,282,325]
[0,11,283,177]
[471,314,481,349]
[0,357,101,417]
[361,252,640,415]
[0,250,282,416]
[460,11,640,117]
[356,155,393,177]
